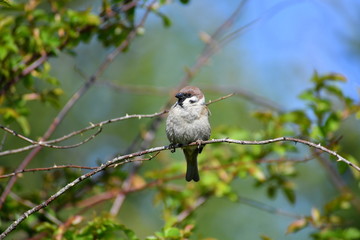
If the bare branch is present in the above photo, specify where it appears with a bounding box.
[1,136,358,239]
[219,0,302,47]
[0,152,159,180]
[238,195,302,219]
[175,196,209,223]
[0,126,102,156]
[206,93,234,106]
[0,165,98,179]
[199,137,360,172]
[9,192,62,226]
[0,129,7,151]
[0,111,166,157]
[21,54,48,76]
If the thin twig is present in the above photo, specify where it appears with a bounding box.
[109,152,160,215]
[21,54,48,76]
[204,86,281,111]
[0,165,98,179]
[0,126,102,155]
[1,136,358,239]
[219,0,302,47]
[314,151,360,212]
[206,93,234,106]
[0,129,7,151]
[9,192,63,226]
[238,195,302,219]
[0,111,166,157]
[175,196,209,223]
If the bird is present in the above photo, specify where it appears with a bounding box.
[166,86,211,182]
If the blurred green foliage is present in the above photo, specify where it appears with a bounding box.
[1,0,360,239]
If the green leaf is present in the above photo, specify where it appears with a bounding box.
[0,46,7,60]
[267,185,277,199]
[35,222,57,233]
[313,99,331,113]
[313,228,360,240]
[282,182,296,204]
[324,85,344,98]
[16,116,30,135]
[323,112,340,133]
[164,227,181,238]
[310,125,323,139]
[321,73,347,82]
[336,161,348,174]
[298,90,317,102]
[156,12,172,27]
[343,228,360,239]
[260,235,273,240]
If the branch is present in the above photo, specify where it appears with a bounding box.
[198,137,360,172]
[205,93,234,106]
[238,195,302,219]
[9,192,62,226]
[0,128,7,151]
[0,165,98,179]
[219,0,302,47]
[1,136,358,239]
[0,126,103,155]
[175,196,209,224]
[0,111,166,157]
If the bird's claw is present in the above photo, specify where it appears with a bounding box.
[196,140,204,154]
[168,143,176,153]
[169,143,182,153]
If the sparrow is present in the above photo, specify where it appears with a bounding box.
[166,86,211,182]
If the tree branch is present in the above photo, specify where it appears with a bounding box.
[0,165,98,179]
[0,111,166,156]
[238,195,302,219]
[0,126,103,155]
[1,136,358,239]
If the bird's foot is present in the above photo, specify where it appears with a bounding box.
[196,139,205,153]
[169,143,182,153]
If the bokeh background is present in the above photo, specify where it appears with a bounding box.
[3,0,360,239]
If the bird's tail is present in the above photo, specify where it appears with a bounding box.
[183,148,200,182]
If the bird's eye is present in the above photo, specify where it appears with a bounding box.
[190,100,196,104]
[184,93,191,98]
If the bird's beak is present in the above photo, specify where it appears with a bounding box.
[175,92,186,107]
[175,92,185,100]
